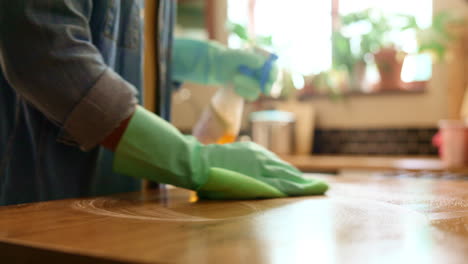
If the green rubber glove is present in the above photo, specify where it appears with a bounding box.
[172,38,278,101]
[114,106,328,199]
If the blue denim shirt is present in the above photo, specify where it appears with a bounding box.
[0,0,174,205]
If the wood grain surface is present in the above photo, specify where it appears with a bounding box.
[0,174,467,264]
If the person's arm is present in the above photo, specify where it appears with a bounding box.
[101,113,133,152]
[172,38,278,101]
[0,0,137,151]
[113,105,329,199]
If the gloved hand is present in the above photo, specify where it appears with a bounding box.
[172,38,278,101]
[114,106,328,200]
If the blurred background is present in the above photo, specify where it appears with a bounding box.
[172,0,468,162]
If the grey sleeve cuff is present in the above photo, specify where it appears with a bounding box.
[59,68,138,151]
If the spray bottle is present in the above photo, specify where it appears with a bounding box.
[192,84,244,144]
[192,51,278,144]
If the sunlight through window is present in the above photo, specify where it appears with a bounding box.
[228,0,332,75]
[228,0,433,86]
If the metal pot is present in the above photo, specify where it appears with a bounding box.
[250,111,295,155]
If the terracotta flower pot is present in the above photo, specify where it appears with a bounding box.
[373,47,407,91]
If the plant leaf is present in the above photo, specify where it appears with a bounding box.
[227,22,249,41]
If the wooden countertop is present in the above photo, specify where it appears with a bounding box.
[1,174,468,263]
[281,155,459,172]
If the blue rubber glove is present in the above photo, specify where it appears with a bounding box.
[172,38,278,101]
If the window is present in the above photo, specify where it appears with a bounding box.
[228,0,332,75]
[227,0,434,95]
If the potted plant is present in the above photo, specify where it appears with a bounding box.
[336,9,465,92]
[372,46,407,91]
[333,9,408,91]
[399,11,464,62]
[331,30,365,92]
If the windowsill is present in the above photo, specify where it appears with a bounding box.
[297,81,428,100]
[255,81,428,102]
[298,88,426,100]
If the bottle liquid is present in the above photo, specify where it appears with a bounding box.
[192,85,244,144]
[192,48,277,145]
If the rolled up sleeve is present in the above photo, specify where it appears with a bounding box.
[0,0,138,150]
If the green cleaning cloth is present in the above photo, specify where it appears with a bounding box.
[198,168,287,200]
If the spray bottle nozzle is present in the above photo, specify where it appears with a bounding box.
[238,53,278,93]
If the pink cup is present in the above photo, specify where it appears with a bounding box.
[438,120,468,168]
